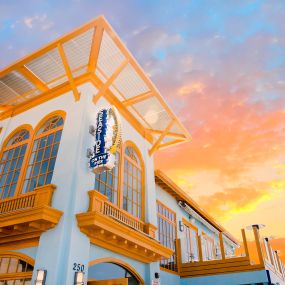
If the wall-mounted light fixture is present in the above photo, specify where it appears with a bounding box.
[35,269,47,285]
[179,220,184,232]
[245,224,265,230]
[74,271,85,285]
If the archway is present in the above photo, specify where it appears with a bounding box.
[88,258,144,285]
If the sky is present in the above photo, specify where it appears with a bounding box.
[1,0,285,260]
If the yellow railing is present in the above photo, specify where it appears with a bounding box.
[177,226,285,280]
[103,200,144,232]
[0,192,36,214]
[87,190,156,238]
[263,237,285,280]
[0,184,56,214]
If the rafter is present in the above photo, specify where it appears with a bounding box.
[17,66,49,92]
[0,104,13,111]
[149,120,175,156]
[88,25,104,73]
[101,20,191,141]
[57,43,80,101]
[93,59,128,102]
[146,128,186,139]
[121,91,153,106]
[156,139,186,151]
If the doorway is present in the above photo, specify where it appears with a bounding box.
[88,260,142,285]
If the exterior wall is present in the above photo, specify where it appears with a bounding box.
[160,270,180,285]
[180,270,269,285]
[155,184,234,261]
[0,82,157,284]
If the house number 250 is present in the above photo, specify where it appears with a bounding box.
[73,263,85,272]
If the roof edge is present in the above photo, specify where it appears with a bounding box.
[155,169,239,245]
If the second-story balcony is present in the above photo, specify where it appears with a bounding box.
[76,190,173,263]
[177,225,285,284]
[0,184,63,249]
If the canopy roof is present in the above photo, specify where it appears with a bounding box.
[0,16,190,154]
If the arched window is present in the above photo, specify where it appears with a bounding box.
[123,144,143,219]
[0,128,30,199]
[95,151,120,204]
[22,115,64,193]
[0,253,33,284]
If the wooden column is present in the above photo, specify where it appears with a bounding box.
[88,190,108,212]
[241,229,249,258]
[198,235,203,262]
[219,232,226,260]
[175,239,182,274]
[252,225,264,266]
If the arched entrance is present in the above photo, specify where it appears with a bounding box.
[88,258,144,285]
[0,252,34,284]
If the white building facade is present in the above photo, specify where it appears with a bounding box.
[0,16,284,285]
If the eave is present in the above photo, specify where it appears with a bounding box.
[0,16,191,154]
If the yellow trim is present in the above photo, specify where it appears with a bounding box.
[0,251,35,265]
[122,141,145,221]
[57,43,80,101]
[0,16,190,153]
[155,170,239,245]
[0,252,34,281]
[88,257,144,285]
[0,124,34,198]
[160,266,180,276]
[16,110,66,195]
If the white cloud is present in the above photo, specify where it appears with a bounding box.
[23,14,53,30]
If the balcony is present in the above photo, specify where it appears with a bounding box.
[177,226,285,282]
[76,190,173,263]
[0,184,63,249]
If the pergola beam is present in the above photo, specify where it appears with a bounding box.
[88,25,104,73]
[92,59,128,103]
[146,128,186,139]
[156,139,186,151]
[17,66,49,92]
[0,104,13,111]
[149,120,175,156]
[57,43,80,101]
[121,91,153,106]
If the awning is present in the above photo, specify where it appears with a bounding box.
[0,16,191,154]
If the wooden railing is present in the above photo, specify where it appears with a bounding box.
[0,184,56,214]
[87,190,156,238]
[263,237,285,280]
[178,225,285,279]
[103,200,144,232]
[0,192,36,213]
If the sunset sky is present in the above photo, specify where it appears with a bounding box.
[1,1,284,259]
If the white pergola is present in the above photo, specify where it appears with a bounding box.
[0,16,191,154]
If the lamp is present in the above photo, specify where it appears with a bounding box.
[74,271,85,285]
[179,220,184,232]
[35,269,47,285]
[245,224,265,230]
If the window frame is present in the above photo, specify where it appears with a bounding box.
[156,199,178,273]
[121,141,145,220]
[201,232,215,261]
[0,252,34,283]
[20,111,66,194]
[182,217,199,262]
[0,124,33,199]
[94,140,145,221]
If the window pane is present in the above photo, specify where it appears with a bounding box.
[94,152,120,205]
[23,117,64,193]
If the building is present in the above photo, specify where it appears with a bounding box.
[0,16,284,285]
